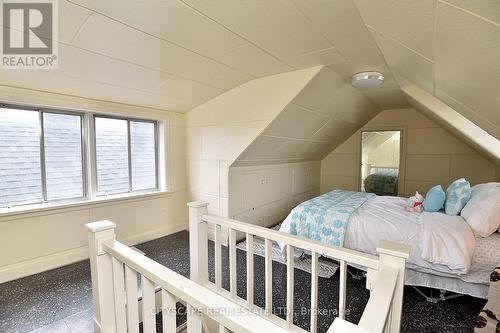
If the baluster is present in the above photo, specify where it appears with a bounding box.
[265,238,273,314]
[339,260,347,320]
[310,252,319,333]
[246,233,254,307]
[112,258,127,333]
[187,305,202,333]
[286,244,294,327]
[215,224,222,290]
[229,228,237,297]
[125,266,139,333]
[141,275,156,333]
[162,289,176,333]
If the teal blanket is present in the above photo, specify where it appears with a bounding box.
[289,190,375,247]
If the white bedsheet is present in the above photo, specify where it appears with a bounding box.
[280,195,477,275]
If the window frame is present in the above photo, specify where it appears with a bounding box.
[91,114,159,197]
[0,103,160,209]
[40,108,87,203]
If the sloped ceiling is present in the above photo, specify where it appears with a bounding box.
[0,0,498,162]
[354,0,500,140]
[0,0,404,112]
[234,66,379,166]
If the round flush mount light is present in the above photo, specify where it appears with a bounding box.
[351,71,385,89]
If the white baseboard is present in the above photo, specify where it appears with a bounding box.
[0,222,187,284]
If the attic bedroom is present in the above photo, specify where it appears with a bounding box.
[0,1,499,333]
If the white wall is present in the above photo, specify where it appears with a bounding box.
[0,86,188,283]
[321,108,498,197]
[229,162,320,229]
[185,68,320,217]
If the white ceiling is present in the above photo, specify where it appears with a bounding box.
[235,67,379,165]
[0,0,404,112]
[354,0,500,139]
[0,0,498,146]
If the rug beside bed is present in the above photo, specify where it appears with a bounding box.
[235,224,339,278]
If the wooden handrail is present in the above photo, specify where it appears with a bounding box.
[358,265,399,333]
[102,239,290,333]
[201,213,380,269]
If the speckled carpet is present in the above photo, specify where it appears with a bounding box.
[0,230,486,333]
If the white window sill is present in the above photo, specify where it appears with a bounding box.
[0,190,173,221]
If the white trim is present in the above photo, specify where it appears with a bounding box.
[0,222,187,283]
[0,190,173,222]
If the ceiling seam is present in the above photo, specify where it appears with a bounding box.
[68,4,94,44]
[439,0,500,29]
[290,106,359,128]
[261,134,328,143]
[286,0,349,62]
[177,0,292,70]
[66,0,258,79]
[438,92,498,130]
[47,70,177,97]
[367,25,435,64]
[432,0,439,96]
[0,84,186,114]
[57,40,227,92]
[3,23,207,91]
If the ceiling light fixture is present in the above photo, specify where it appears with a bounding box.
[351,71,385,89]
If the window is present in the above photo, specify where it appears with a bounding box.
[43,113,84,201]
[95,117,129,195]
[0,105,159,209]
[94,117,157,195]
[130,121,156,190]
[0,108,43,207]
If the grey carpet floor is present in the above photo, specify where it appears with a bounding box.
[0,230,487,333]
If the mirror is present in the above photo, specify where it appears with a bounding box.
[360,130,401,196]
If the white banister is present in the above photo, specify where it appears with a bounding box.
[246,233,254,307]
[265,238,273,314]
[286,244,294,327]
[161,289,176,333]
[188,201,209,283]
[215,224,222,290]
[94,235,291,333]
[376,241,409,333]
[200,214,379,269]
[187,305,203,333]
[141,275,156,333]
[187,204,409,333]
[338,260,347,320]
[328,318,373,333]
[111,258,127,332]
[86,220,117,333]
[125,266,139,333]
[358,241,409,333]
[229,228,237,297]
[310,252,319,333]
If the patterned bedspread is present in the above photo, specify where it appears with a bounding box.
[288,189,375,247]
[364,171,398,195]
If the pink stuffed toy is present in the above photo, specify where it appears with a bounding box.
[406,191,424,213]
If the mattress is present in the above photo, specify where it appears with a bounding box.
[344,195,476,275]
[349,233,499,299]
[280,194,497,298]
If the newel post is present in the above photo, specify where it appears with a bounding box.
[376,240,410,333]
[188,201,209,284]
[86,220,117,333]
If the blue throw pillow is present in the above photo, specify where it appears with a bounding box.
[445,178,471,215]
[424,185,446,212]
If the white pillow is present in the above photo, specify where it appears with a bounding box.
[461,183,500,237]
[471,182,500,196]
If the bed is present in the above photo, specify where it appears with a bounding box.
[363,166,398,196]
[279,190,500,299]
